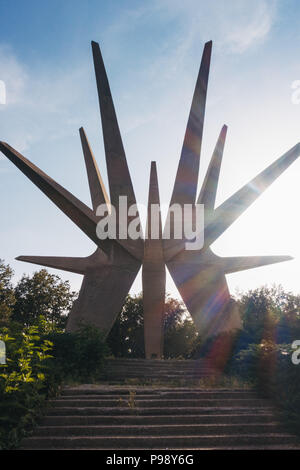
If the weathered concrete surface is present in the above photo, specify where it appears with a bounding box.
[66,246,140,334]
[79,127,110,211]
[20,383,300,450]
[142,162,165,359]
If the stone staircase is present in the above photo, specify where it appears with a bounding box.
[21,385,300,450]
[100,358,215,383]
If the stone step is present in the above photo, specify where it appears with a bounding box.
[26,445,297,450]
[60,392,258,400]
[22,444,300,450]
[101,373,212,378]
[45,406,273,416]
[104,362,208,365]
[35,422,285,437]
[21,433,300,450]
[103,363,208,367]
[102,372,212,377]
[61,387,254,396]
[100,359,216,381]
[103,368,209,370]
[102,365,210,370]
[42,413,276,426]
[100,378,213,384]
[48,398,269,408]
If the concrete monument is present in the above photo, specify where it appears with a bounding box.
[1,40,299,358]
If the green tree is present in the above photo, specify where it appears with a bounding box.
[237,285,300,344]
[107,293,198,358]
[164,296,198,358]
[12,269,76,328]
[107,294,144,358]
[0,260,15,324]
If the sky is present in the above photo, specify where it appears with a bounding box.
[0,0,300,300]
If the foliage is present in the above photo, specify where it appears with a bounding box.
[226,341,300,434]
[0,320,56,449]
[0,259,15,324]
[107,294,145,358]
[191,286,300,435]
[0,318,108,449]
[192,330,242,371]
[47,324,109,383]
[237,285,300,344]
[107,294,199,358]
[12,269,76,328]
[164,299,198,358]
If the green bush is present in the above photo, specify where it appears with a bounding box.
[0,322,57,449]
[228,341,300,434]
[0,320,109,449]
[47,324,109,383]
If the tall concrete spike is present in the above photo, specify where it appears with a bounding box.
[169,40,212,207]
[91,41,137,209]
[16,255,89,275]
[143,162,165,359]
[221,255,293,274]
[163,41,212,261]
[0,141,112,256]
[205,142,300,247]
[197,125,227,213]
[79,127,110,212]
[91,41,143,259]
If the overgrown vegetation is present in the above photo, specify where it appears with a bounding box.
[0,318,108,449]
[0,320,55,449]
[195,286,300,435]
[0,260,108,449]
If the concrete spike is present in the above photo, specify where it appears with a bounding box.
[206,142,300,246]
[163,41,212,261]
[197,124,227,213]
[0,141,112,256]
[91,41,143,259]
[169,40,212,208]
[79,127,110,212]
[15,255,89,275]
[221,255,293,274]
[143,162,165,359]
[91,41,136,208]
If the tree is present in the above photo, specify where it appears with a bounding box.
[164,296,198,358]
[106,294,145,358]
[12,269,76,328]
[107,293,199,358]
[237,285,300,344]
[0,260,15,323]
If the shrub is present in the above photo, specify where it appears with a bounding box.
[228,341,300,434]
[0,322,57,449]
[0,320,109,448]
[47,324,109,383]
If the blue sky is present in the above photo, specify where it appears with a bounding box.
[0,0,300,298]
